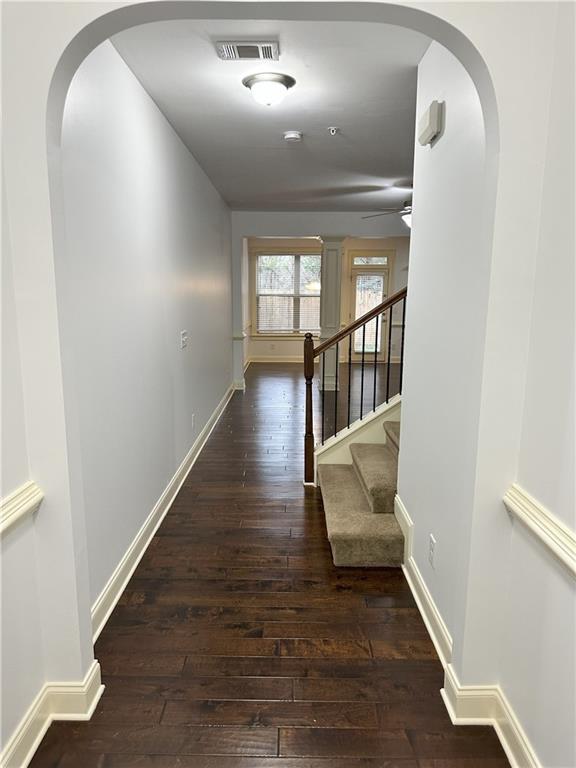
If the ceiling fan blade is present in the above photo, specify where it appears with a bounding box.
[361,210,400,220]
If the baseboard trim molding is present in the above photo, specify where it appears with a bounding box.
[247,356,304,363]
[396,493,541,768]
[504,483,576,577]
[442,664,540,768]
[91,384,234,641]
[395,495,453,666]
[0,660,104,768]
[315,395,402,468]
[0,480,44,535]
[394,494,413,567]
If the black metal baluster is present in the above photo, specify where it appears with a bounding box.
[385,305,393,402]
[321,351,326,444]
[333,342,339,437]
[372,314,379,413]
[360,324,366,419]
[399,296,407,395]
[347,334,352,429]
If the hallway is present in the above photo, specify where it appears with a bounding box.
[30,364,508,767]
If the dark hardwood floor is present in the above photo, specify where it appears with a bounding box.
[30,363,508,767]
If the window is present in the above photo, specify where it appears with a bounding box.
[352,255,388,265]
[256,253,321,333]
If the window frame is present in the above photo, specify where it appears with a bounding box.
[250,246,322,337]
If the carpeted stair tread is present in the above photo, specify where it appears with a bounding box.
[350,442,398,515]
[384,420,401,456]
[317,464,404,567]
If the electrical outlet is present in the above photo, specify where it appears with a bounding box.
[180,330,188,349]
[428,534,437,569]
[191,413,195,432]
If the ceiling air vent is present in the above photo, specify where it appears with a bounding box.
[215,41,280,61]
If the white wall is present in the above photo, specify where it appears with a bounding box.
[400,19,575,768]
[60,40,232,604]
[398,40,487,638]
[2,2,574,765]
[1,184,46,745]
[498,5,575,765]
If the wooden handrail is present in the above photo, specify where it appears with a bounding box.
[303,285,408,483]
[314,287,407,357]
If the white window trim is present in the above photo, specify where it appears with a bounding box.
[250,245,322,337]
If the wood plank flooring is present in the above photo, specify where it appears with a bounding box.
[30,363,508,767]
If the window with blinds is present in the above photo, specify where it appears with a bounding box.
[256,253,321,333]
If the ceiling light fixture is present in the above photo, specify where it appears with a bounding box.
[401,213,412,228]
[242,73,296,106]
[283,130,303,143]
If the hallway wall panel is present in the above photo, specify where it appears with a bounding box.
[60,41,233,606]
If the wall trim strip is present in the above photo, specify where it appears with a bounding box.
[503,483,576,576]
[247,356,304,363]
[0,480,44,535]
[0,661,104,768]
[90,384,235,641]
[394,495,453,666]
[395,493,542,768]
[442,663,540,768]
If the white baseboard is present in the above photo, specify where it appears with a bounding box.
[91,384,235,641]
[0,661,104,768]
[395,493,541,768]
[442,664,540,768]
[247,356,303,363]
[394,495,453,666]
[233,379,246,391]
[316,395,401,468]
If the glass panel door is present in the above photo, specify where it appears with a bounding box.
[353,273,388,354]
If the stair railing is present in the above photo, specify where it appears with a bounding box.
[304,287,407,482]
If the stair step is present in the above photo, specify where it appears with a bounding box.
[318,464,404,567]
[383,420,400,456]
[350,443,398,515]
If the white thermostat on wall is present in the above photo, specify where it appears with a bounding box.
[418,100,444,146]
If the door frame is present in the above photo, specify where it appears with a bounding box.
[346,248,395,363]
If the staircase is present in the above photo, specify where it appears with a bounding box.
[303,288,407,567]
[318,420,404,566]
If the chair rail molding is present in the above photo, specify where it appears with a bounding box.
[503,483,576,577]
[0,480,44,535]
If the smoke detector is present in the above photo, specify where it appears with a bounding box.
[215,40,280,61]
[283,131,303,143]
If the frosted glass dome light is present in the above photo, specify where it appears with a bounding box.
[242,73,296,107]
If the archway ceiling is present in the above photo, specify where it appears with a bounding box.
[112,19,430,211]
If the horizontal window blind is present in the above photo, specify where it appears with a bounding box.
[256,253,321,333]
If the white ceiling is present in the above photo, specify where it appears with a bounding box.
[113,20,430,212]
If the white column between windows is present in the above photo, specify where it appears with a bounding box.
[318,236,345,391]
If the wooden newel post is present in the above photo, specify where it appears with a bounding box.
[304,333,315,483]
